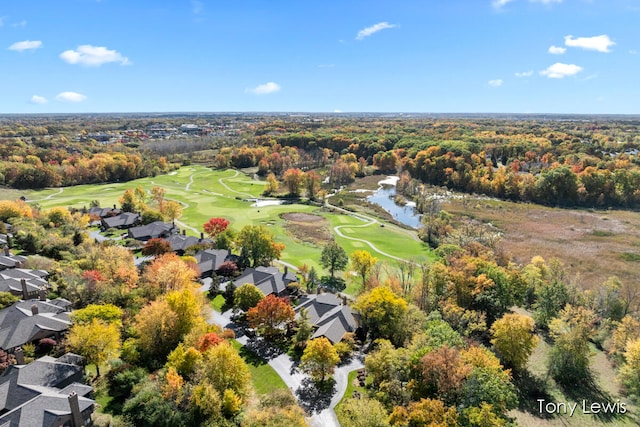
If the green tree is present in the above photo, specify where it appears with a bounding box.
[196,342,251,399]
[490,313,539,371]
[547,305,596,386]
[300,337,340,383]
[236,225,285,267]
[233,283,265,311]
[0,292,19,309]
[67,318,121,377]
[320,241,348,279]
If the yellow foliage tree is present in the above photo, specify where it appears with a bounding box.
[300,337,340,383]
[67,318,121,377]
[490,313,539,371]
[350,250,378,290]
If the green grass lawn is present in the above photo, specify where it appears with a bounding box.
[210,294,225,312]
[230,339,289,396]
[25,165,436,294]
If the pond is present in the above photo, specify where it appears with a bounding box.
[367,177,423,229]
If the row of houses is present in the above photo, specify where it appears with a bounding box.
[93,206,361,344]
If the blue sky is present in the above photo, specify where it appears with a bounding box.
[1,0,638,114]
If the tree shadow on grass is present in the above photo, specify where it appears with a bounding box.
[559,373,628,423]
[296,377,336,414]
[238,345,267,367]
[245,337,284,361]
[513,369,556,419]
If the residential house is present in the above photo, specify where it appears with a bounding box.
[0,353,95,427]
[0,298,71,352]
[88,205,120,219]
[165,232,213,255]
[127,221,179,242]
[0,248,27,271]
[194,249,230,277]
[295,293,359,344]
[232,266,297,297]
[101,212,140,230]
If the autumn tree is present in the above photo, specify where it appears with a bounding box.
[0,200,33,222]
[196,342,251,400]
[300,337,340,383]
[162,200,183,223]
[283,168,304,196]
[67,318,121,377]
[236,225,284,267]
[247,294,295,339]
[389,398,458,427]
[142,237,172,256]
[151,186,166,212]
[133,299,180,364]
[320,240,348,279]
[490,313,539,371]
[141,252,199,296]
[263,173,279,196]
[233,283,265,311]
[350,250,378,290]
[70,303,123,327]
[618,338,640,396]
[304,170,321,200]
[354,286,408,344]
[338,396,390,427]
[119,186,147,213]
[418,345,471,404]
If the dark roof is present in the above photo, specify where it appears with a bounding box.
[0,268,48,281]
[128,221,178,241]
[233,266,297,296]
[0,252,27,270]
[295,293,358,344]
[101,212,140,229]
[0,300,71,351]
[88,206,121,218]
[0,353,94,427]
[165,234,213,253]
[194,249,229,276]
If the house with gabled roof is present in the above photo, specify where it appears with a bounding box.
[88,205,120,219]
[232,266,298,297]
[194,248,230,277]
[295,293,359,344]
[101,212,140,230]
[0,299,71,352]
[0,248,26,271]
[0,353,94,427]
[127,221,179,242]
[165,233,213,255]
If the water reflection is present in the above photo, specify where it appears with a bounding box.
[367,178,423,229]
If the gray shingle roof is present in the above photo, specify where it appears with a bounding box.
[233,266,297,296]
[0,300,71,351]
[195,249,229,276]
[101,212,140,229]
[295,293,358,344]
[127,221,178,241]
[165,234,213,253]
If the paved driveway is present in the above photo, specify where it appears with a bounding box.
[208,307,363,427]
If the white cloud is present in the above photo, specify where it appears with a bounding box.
[548,45,566,55]
[60,45,130,66]
[30,95,47,104]
[488,79,504,87]
[530,0,563,4]
[630,50,638,55]
[540,62,583,78]
[8,40,42,51]
[12,20,27,28]
[55,91,87,102]
[515,70,534,77]
[356,22,396,40]
[564,35,615,53]
[246,82,281,95]
[492,0,515,9]
[334,109,343,113]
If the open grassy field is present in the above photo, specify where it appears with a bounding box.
[443,197,640,290]
[230,339,289,396]
[16,166,433,287]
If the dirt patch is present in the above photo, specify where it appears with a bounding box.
[282,212,324,223]
[281,212,332,245]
